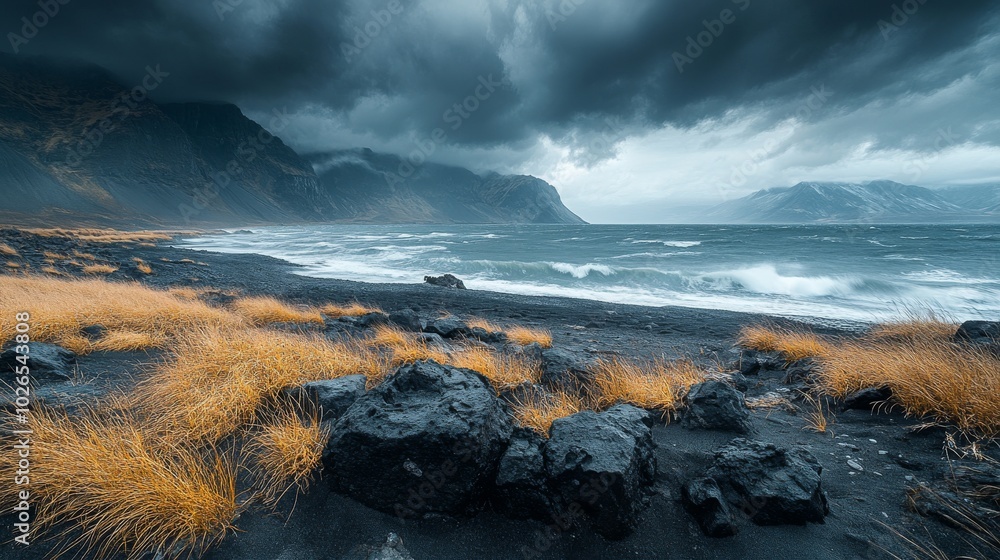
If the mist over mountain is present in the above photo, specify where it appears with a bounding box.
[707,181,1000,223]
[0,55,582,227]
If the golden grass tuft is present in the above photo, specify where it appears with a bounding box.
[42,251,66,259]
[72,250,97,260]
[23,227,179,244]
[0,242,18,256]
[82,263,118,275]
[511,390,584,436]
[5,260,20,269]
[0,275,239,352]
[133,258,153,274]
[370,324,449,367]
[137,326,384,443]
[592,358,705,410]
[449,346,542,391]
[247,405,330,504]
[868,318,958,343]
[817,337,1000,437]
[320,302,382,317]
[507,326,553,348]
[92,329,167,352]
[0,406,240,559]
[738,325,829,361]
[231,296,324,326]
[466,317,503,333]
[40,265,65,276]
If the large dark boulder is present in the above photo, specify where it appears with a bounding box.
[539,348,593,391]
[544,405,656,539]
[707,439,828,526]
[284,375,367,421]
[324,361,512,518]
[424,274,466,289]
[682,478,738,538]
[493,428,551,519]
[388,309,424,332]
[681,381,753,434]
[954,321,1000,344]
[423,317,470,339]
[0,342,75,381]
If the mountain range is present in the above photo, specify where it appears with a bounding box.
[0,55,584,227]
[707,180,1000,223]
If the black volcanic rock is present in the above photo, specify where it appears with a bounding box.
[323,361,512,518]
[681,381,753,434]
[682,478,738,538]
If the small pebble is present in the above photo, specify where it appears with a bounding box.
[847,459,864,471]
[869,439,877,443]
[905,475,914,482]
[878,450,888,455]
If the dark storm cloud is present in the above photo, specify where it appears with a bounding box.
[2,0,998,158]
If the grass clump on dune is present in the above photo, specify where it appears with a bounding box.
[0,242,18,256]
[133,258,153,274]
[738,325,830,361]
[320,301,382,318]
[247,404,330,504]
[231,296,324,326]
[0,275,239,354]
[23,227,178,243]
[81,263,118,275]
[370,324,449,367]
[137,326,384,443]
[511,389,584,436]
[0,406,240,560]
[449,345,542,391]
[507,326,554,348]
[592,357,705,411]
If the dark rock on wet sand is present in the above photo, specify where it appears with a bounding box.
[544,404,657,539]
[424,274,466,289]
[707,439,829,526]
[389,309,424,332]
[284,375,367,421]
[423,317,471,339]
[0,342,75,381]
[954,320,1000,344]
[842,386,893,411]
[324,361,512,518]
[681,381,753,434]
[682,477,738,538]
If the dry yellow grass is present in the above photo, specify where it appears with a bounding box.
[466,317,503,333]
[370,324,449,367]
[738,325,829,361]
[592,358,705,410]
[231,296,324,326]
[5,261,20,269]
[23,227,179,243]
[449,346,542,391]
[72,250,97,260]
[507,326,554,348]
[40,265,65,276]
[511,390,584,436]
[320,302,382,317]
[82,263,118,275]
[0,242,17,256]
[247,406,330,503]
[0,275,239,353]
[817,338,1000,437]
[42,251,66,259]
[133,258,153,274]
[92,330,167,352]
[0,406,239,560]
[868,318,958,342]
[137,326,384,443]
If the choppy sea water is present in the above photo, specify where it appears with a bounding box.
[178,224,1000,324]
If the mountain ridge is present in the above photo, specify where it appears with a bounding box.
[0,55,583,227]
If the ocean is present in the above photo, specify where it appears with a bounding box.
[178,224,1000,324]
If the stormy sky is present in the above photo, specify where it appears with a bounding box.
[3,0,999,222]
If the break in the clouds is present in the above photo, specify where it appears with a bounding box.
[3,0,999,222]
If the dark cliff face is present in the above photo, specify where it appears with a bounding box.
[307,149,586,224]
[0,56,584,226]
